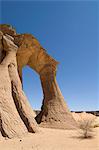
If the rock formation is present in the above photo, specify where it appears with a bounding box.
[0,24,77,138]
[0,26,38,139]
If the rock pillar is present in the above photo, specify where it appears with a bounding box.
[0,33,38,139]
[36,65,77,129]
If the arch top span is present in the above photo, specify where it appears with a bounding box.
[14,33,59,75]
[0,25,59,75]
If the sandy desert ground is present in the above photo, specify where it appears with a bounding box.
[0,127,99,150]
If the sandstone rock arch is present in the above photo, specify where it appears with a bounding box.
[0,24,77,138]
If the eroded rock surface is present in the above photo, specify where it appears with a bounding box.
[0,27,38,139]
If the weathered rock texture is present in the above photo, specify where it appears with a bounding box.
[0,24,77,138]
[0,26,38,139]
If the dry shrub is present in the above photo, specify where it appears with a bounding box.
[78,118,95,138]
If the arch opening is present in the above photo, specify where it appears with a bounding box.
[22,65,43,113]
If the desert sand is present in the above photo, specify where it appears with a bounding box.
[0,127,99,150]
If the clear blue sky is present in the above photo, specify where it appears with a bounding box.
[0,0,99,111]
